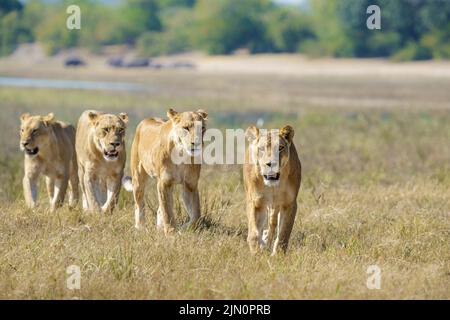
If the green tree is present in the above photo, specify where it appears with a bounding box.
[138,7,195,56]
[193,0,273,54]
[335,0,450,59]
[264,7,315,53]
[0,0,22,15]
[158,0,196,8]
[299,0,353,57]
[119,0,162,44]
[0,0,25,56]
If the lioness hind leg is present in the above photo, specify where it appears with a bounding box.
[50,174,69,212]
[132,166,148,229]
[272,203,297,255]
[78,164,88,211]
[45,176,54,203]
[68,165,79,208]
[95,179,107,206]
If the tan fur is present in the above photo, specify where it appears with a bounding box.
[75,110,128,213]
[243,125,301,254]
[19,113,78,211]
[129,108,207,233]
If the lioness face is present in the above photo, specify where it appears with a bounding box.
[19,113,54,158]
[168,108,207,157]
[246,125,294,187]
[88,111,128,162]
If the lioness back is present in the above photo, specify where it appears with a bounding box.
[131,117,169,167]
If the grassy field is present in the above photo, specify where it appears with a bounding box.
[0,63,449,299]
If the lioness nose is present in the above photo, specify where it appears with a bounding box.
[110,141,120,147]
[266,161,278,168]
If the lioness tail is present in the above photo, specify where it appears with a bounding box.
[122,176,133,192]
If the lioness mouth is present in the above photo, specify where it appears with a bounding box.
[104,150,119,160]
[263,173,280,181]
[24,147,39,156]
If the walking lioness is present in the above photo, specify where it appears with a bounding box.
[123,109,207,234]
[244,125,301,254]
[20,112,78,211]
[76,110,128,213]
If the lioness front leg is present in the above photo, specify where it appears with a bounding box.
[247,203,266,254]
[272,203,297,255]
[101,174,121,214]
[23,173,39,209]
[265,207,279,250]
[50,173,69,212]
[83,170,101,212]
[181,183,200,229]
[157,179,175,235]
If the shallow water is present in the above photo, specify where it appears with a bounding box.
[0,76,145,91]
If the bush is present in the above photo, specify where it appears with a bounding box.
[366,32,401,57]
[392,42,433,61]
[420,27,450,60]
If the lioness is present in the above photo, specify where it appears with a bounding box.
[76,110,128,213]
[20,112,78,211]
[244,125,301,254]
[124,109,207,234]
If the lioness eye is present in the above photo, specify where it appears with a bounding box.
[279,146,284,152]
[183,126,189,131]
[103,128,109,133]
[32,129,37,135]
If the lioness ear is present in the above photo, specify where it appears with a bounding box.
[197,109,208,120]
[167,108,178,121]
[20,113,30,122]
[245,125,259,143]
[118,112,128,124]
[88,111,98,123]
[42,113,55,126]
[280,125,294,144]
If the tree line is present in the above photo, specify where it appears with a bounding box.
[1,0,449,60]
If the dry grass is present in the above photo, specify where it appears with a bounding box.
[0,63,449,299]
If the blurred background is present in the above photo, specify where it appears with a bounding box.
[1,0,450,197]
[1,0,449,60]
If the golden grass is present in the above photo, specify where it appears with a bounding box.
[0,68,449,299]
[1,175,448,299]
